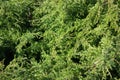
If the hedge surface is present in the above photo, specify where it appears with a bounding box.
[0,0,120,80]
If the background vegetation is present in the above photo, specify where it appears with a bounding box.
[0,0,120,80]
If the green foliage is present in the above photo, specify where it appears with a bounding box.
[0,0,120,80]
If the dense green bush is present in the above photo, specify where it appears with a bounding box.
[0,0,120,80]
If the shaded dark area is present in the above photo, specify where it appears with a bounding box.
[20,3,34,32]
[107,54,120,79]
[33,35,43,42]
[65,2,88,23]
[24,49,42,63]
[0,46,15,70]
[86,0,97,5]
[91,20,99,29]
[3,47,14,69]
[35,52,41,63]
[93,35,102,47]
[113,0,118,4]
[1,0,10,1]
[72,76,79,80]
[107,67,120,80]
[71,55,81,64]
[21,42,31,49]
[76,44,84,52]
[0,39,16,69]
